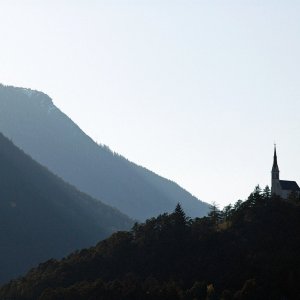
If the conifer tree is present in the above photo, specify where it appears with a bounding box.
[208,202,221,225]
[173,203,187,226]
[263,185,271,200]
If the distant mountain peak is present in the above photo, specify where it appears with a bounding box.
[20,87,39,98]
[1,84,54,107]
[0,84,209,220]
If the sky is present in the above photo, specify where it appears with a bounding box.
[0,0,300,207]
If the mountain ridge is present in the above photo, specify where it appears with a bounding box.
[0,84,209,220]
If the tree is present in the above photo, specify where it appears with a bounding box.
[233,200,243,211]
[222,204,233,220]
[262,186,271,200]
[208,202,221,225]
[247,185,263,207]
[173,203,188,226]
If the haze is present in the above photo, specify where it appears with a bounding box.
[1,0,299,207]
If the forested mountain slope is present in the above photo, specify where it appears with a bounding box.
[2,188,300,299]
[0,133,133,284]
[0,84,209,220]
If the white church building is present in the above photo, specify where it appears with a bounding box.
[271,146,300,199]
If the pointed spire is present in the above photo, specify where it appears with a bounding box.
[272,144,279,171]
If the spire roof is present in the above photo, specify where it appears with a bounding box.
[272,145,279,172]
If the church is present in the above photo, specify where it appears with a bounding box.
[271,146,300,199]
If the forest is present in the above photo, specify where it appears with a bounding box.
[1,186,300,300]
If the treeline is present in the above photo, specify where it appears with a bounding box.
[1,186,300,299]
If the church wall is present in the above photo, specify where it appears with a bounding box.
[281,190,290,199]
[271,179,281,196]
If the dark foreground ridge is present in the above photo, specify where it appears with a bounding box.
[0,84,209,220]
[0,132,133,284]
[2,187,300,299]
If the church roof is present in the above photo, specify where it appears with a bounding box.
[279,180,300,191]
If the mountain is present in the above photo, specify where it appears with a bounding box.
[0,84,209,220]
[0,132,133,284]
[2,190,300,299]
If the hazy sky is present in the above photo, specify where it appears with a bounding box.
[1,0,300,207]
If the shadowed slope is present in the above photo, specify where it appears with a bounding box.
[0,133,133,283]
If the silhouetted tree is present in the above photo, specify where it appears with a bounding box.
[233,200,243,211]
[248,185,263,206]
[262,185,271,200]
[208,202,221,225]
[173,203,188,226]
[222,204,233,220]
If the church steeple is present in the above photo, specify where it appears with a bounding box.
[272,145,279,180]
[270,145,300,198]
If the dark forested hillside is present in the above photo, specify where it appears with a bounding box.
[0,133,133,284]
[2,187,300,300]
[0,84,209,220]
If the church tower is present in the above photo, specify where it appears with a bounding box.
[270,145,300,198]
[271,145,280,195]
